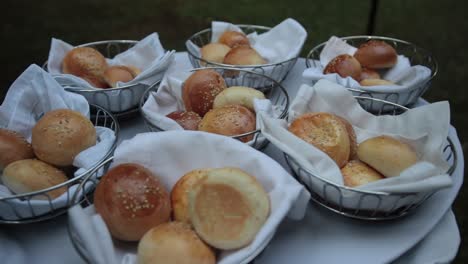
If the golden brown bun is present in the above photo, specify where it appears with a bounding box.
[218,31,250,48]
[103,65,135,88]
[198,105,256,143]
[31,109,96,167]
[223,46,267,66]
[357,135,419,177]
[335,116,358,160]
[166,111,202,131]
[360,78,396,86]
[354,40,398,69]
[138,222,216,264]
[359,67,381,80]
[213,86,266,111]
[341,160,384,187]
[62,47,109,88]
[0,129,35,170]
[189,168,270,250]
[94,163,171,241]
[183,69,227,117]
[2,159,67,199]
[171,169,211,224]
[323,54,362,81]
[200,43,231,64]
[289,112,351,168]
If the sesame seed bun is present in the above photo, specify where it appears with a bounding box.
[166,111,202,131]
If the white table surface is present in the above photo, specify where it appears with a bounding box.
[0,55,463,264]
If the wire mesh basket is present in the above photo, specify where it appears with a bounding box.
[186,25,300,83]
[284,97,457,221]
[0,104,119,224]
[139,67,289,150]
[305,36,438,109]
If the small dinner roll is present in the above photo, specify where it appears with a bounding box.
[341,160,384,187]
[354,40,398,69]
[198,105,256,142]
[360,78,396,86]
[357,135,419,177]
[2,159,68,199]
[288,112,351,168]
[223,46,267,66]
[103,65,135,88]
[218,31,250,48]
[0,128,35,170]
[166,111,202,131]
[94,163,171,241]
[183,69,227,117]
[189,167,270,250]
[359,67,381,80]
[323,54,362,81]
[138,222,216,264]
[200,43,231,64]
[31,109,96,167]
[62,47,109,88]
[335,116,358,160]
[213,86,266,111]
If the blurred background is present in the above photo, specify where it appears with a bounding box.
[1,0,466,261]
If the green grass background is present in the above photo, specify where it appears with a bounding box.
[1,0,467,262]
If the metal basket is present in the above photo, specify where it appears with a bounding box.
[284,97,457,221]
[305,36,438,108]
[139,67,289,150]
[0,104,119,224]
[186,25,300,83]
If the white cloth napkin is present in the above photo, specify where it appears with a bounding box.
[258,79,452,194]
[68,131,310,264]
[0,65,116,219]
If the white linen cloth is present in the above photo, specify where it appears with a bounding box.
[0,65,116,219]
[68,131,310,264]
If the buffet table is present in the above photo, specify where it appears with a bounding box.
[0,53,463,264]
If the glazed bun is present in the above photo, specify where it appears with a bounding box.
[183,69,227,117]
[62,47,109,88]
[289,112,351,168]
[94,163,171,241]
[189,168,270,250]
[359,68,381,80]
[213,86,266,111]
[354,40,398,69]
[0,129,35,170]
[360,78,396,86]
[218,31,250,48]
[198,105,256,142]
[31,109,96,167]
[103,65,135,88]
[357,135,418,177]
[2,159,67,199]
[200,43,231,64]
[166,111,202,131]
[138,222,216,264]
[223,46,267,66]
[323,54,362,81]
[341,160,384,187]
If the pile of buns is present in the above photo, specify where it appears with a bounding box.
[200,30,267,66]
[288,112,419,187]
[323,40,398,86]
[94,163,270,264]
[166,69,265,142]
[0,109,96,199]
[62,47,141,88]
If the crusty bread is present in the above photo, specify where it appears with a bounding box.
[323,54,362,81]
[354,40,398,69]
[341,160,384,187]
[0,128,35,170]
[218,31,250,48]
[62,47,109,88]
[213,86,266,111]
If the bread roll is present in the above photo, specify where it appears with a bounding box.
[198,105,256,142]
[359,67,380,80]
[218,31,250,48]
[354,40,398,69]
[0,129,35,170]
[213,86,266,111]
[288,112,351,168]
[31,109,96,167]
[360,78,395,86]
[2,159,67,199]
[200,43,231,64]
[341,160,384,187]
[323,54,362,81]
[183,69,227,117]
[138,222,216,264]
[189,167,270,250]
[127,65,142,77]
[94,163,171,241]
[357,135,418,177]
[166,111,202,130]
[223,46,267,66]
[62,47,109,88]
[103,65,135,88]
[335,116,358,160]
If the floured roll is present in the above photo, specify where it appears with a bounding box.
[341,160,384,187]
[213,86,265,111]
[200,43,231,65]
